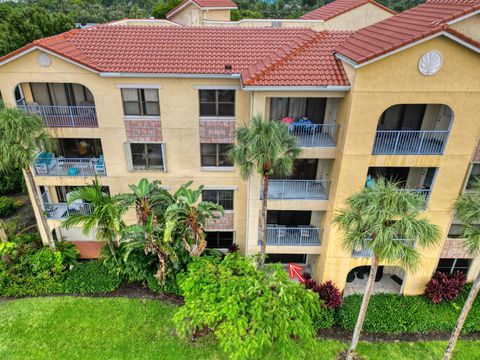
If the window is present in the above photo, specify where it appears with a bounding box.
[121,88,160,116]
[127,143,165,171]
[200,144,233,167]
[269,97,326,123]
[202,190,233,210]
[56,138,103,158]
[436,258,472,275]
[199,90,235,117]
[466,164,480,190]
[206,231,234,248]
[266,253,307,264]
[447,224,465,239]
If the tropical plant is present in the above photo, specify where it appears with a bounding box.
[174,253,323,359]
[119,178,172,225]
[122,214,180,284]
[63,179,128,261]
[334,178,440,360]
[228,116,300,267]
[164,182,223,257]
[443,180,480,360]
[425,271,467,304]
[0,108,55,250]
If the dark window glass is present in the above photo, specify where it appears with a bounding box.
[267,210,311,226]
[466,164,480,190]
[448,224,465,239]
[199,90,235,117]
[200,144,233,167]
[122,89,160,116]
[206,231,234,248]
[266,253,307,264]
[130,143,164,170]
[56,138,103,158]
[202,190,234,211]
[436,258,472,275]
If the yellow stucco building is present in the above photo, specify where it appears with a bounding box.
[0,0,478,295]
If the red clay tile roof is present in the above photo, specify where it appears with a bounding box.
[0,26,350,87]
[166,0,237,19]
[300,0,395,21]
[243,31,353,87]
[335,0,480,64]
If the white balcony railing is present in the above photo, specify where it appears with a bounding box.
[373,130,449,155]
[34,153,106,176]
[352,239,416,258]
[259,226,322,246]
[44,202,92,220]
[18,105,98,128]
[401,188,431,208]
[287,123,338,147]
[262,180,330,200]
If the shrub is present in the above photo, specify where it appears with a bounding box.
[337,286,480,334]
[303,274,343,310]
[0,196,22,217]
[62,260,123,294]
[425,271,467,304]
[174,253,322,359]
[0,168,25,196]
[146,273,180,296]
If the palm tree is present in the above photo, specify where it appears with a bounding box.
[164,182,223,257]
[443,180,480,360]
[228,116,300,267]
[123,214,179,284]
[334,179,440,360]
[119,178,172,225]
[63,179,128,261]
[0,220,7,242]
[0,108,55,250]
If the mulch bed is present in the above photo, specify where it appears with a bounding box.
[318,325,480,343]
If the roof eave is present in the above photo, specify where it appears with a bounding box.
[241,85,351,92]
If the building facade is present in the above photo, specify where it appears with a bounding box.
[0,0,479,295]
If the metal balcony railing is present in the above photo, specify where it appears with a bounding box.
[401,188,431,208]
[262,180,330,200]
[352,239,416,258]
[18,105,98,128]
[259,226,322,246]
[34,153,106,176]
[44,202,92,220]
[373,130,449,155]
[287,123,338,147]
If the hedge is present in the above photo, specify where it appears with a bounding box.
[337,285,480,334]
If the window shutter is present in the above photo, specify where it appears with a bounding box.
[161,143,167,172]
[124,143,133,171]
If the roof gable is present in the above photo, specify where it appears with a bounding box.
[166,0,237,19]
[300,0,395,21]
[335,0,480,65]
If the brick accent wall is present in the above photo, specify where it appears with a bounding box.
[473,140,480,162]
[69,241,103,259]
[199,120,235,143]
[206,211,234,230]
[440,240,471,258]
[125,119,163,142]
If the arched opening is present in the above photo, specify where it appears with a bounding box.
[14,82,97,128]
[373,104,454,155]
[344,265,406,296]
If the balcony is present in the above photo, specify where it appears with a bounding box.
[373,130,449,155]
[18,104,98,128]
[263,180,329,200]
[260,226,322,246]
[44,202,92,220]
[352,239,415,258]
[372,104,453,155]
[288,123,338,147]
[34,152,106,177]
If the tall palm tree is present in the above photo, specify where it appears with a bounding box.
[164,182,223,257]
[443,180,480,360]
[119,178,172,225]
[63,179,128,261]
[334,179,440,360]
[0,108,55,250]
[228,116,300,267]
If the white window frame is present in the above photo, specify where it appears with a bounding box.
[124,142,167,172]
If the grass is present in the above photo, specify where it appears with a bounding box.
[0,297,478,360]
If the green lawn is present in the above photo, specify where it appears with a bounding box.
[0,297,477,360]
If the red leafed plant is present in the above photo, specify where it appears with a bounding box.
[424,271,467,304]
[302,272,343,309]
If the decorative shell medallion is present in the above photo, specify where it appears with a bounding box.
[418,51,443,76]
[37,53,52,67]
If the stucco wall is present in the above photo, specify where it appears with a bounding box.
[170,3,203,26]
[325,3,393,30]
[450,14,480,43]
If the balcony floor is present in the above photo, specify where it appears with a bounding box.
[344,274,402,296]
